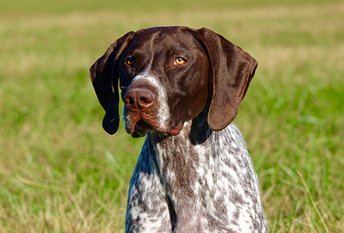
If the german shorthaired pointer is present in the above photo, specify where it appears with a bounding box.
[90,26,268,232]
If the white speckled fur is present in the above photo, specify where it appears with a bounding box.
[125,121,268,232]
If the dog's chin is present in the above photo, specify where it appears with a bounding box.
[130,120,152,138]
[125,117,184,138]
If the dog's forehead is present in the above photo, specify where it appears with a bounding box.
[129,27,196,51]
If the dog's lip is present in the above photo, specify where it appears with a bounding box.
[125,112,184,137]
[129,120,152,138]
[125,113,156,137]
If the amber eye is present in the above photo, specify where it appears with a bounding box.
[174,57,187,66]
[126,58,134,66]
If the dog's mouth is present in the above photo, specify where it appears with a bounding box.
[125,112,183,138]
[130,119,153,138]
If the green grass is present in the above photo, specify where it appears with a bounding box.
[0,1,343,232]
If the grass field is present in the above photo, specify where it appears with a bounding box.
[0,1,343,232]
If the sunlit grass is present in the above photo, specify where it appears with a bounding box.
[0,1,343,232]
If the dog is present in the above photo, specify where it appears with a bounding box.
[90,26,268,233]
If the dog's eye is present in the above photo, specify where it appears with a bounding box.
[126,58,134,66]
[174,57,187,66]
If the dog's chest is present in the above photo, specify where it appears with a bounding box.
[126,123,267,232]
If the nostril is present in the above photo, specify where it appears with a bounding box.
[139,96,153,105]
[125,96,134,105]
[138,90,155,108]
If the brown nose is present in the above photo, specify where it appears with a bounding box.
[123,84,155,112]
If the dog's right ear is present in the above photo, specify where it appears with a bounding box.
[90,31,135,135]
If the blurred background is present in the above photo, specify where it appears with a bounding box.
[0,1,343,232]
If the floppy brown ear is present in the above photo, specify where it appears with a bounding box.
[190,27,258,131]
[90,31,135,134]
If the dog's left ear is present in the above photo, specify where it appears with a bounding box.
[90,31,135,134]
[190,27,258,131]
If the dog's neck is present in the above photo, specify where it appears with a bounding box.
[146,108,214,231]
[146,104,213,177]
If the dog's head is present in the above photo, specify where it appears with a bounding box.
[90,27,257,137]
